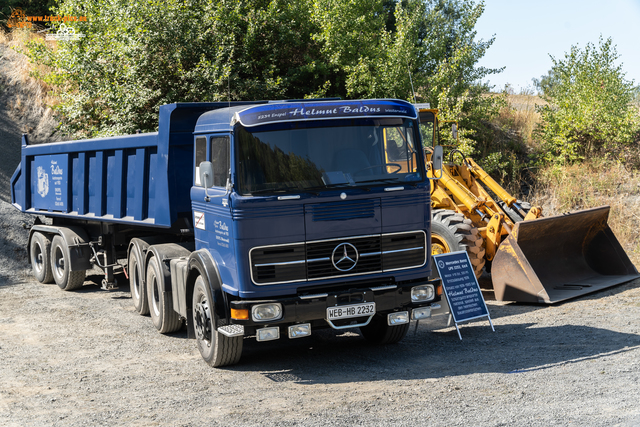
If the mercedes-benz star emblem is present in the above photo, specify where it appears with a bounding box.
[331,243,359,272]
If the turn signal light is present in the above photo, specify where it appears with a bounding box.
[231,308,249,320]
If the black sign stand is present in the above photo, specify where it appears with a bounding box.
[433,251,494,340]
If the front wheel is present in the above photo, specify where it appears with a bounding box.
[192,276,243,367]
[51,235,85,291]
[359,313,409,344]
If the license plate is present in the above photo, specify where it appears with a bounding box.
[327,302,376,320]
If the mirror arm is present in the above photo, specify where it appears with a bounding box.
[203,178,233,203]
[203,173,212,202]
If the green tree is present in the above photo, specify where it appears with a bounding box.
[27,0,330,136]
[25,0,503,141]
[535,37,639,165]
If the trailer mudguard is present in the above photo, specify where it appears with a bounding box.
[28,225,92,271]
[184,249,229,338]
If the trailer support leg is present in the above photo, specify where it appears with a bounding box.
[100,236,119,290]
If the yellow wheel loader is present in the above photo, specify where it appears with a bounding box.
[415,106,638,303]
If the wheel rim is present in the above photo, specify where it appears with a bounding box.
[431,234,450,256]
[194,294,212,348]
[33,242,44,273]
[53,245,65,279]
[151,275,161,316]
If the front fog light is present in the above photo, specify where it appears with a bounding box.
[251,303,283,322]
[411,284,435,302]
[412,306,431,320]
[288,323,311,339]
[387,311,409,325]
[257,327,280,342]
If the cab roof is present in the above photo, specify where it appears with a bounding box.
[193,99,417,134]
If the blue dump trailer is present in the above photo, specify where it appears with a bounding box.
[11,99,442,367]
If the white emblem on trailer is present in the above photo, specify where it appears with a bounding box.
[194,211,206,230]
[36,166,49,198]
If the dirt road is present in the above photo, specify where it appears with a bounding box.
[1,199,640,426]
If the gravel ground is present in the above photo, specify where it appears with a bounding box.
[1,198,640,427]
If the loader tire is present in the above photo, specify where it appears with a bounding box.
[431,209,485,277]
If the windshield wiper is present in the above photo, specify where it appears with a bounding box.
[354,178,403,185]
[248,186,301,195]
[303,183,355,192]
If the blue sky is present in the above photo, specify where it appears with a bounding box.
[474,0,640,92]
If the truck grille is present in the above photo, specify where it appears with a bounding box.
[249,231,426,285]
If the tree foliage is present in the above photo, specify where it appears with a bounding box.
[24,0,502,139]
[535,37,640,165]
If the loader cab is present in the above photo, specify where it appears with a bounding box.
[382,125,419,173]
[417,109,438,148]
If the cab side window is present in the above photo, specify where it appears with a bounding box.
[210,136,230,187]
[195,136,207,186]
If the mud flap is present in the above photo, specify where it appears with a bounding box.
[491,206,639,303]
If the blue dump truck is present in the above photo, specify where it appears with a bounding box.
[11,99,443,367]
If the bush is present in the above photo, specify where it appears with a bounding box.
[535,37,640,166]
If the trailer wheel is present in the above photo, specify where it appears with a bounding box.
[30,232,53,284]
[360,313,410,344]
[431,209,485,277]
[146,256,182,334]
[128,249,149,315]
[51,235,86,291]
[192,276,242,367]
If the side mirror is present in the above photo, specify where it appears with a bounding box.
[199,161,214,189]
[451,123,458,140]
[199,161,214,202]
[432,145,443,173]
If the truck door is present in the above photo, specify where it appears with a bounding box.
[191,134,234,258]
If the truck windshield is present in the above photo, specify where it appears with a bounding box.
[235,118,422,195]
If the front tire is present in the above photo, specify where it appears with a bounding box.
[146,256,182,333]
[431,209,485,277]
[30,232,53,284]
[192,276,242,367]
[360,314,410,344]
[51,235,85,291]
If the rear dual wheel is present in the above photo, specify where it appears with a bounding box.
[51,235,86,291]
[30,232,53,284]
[128,249,149,315]
[146,256,182,334]
[29,232,85,290]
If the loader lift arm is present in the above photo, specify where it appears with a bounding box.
[418,107,638,303]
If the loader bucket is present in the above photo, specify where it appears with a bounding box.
[491,206,639,304]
